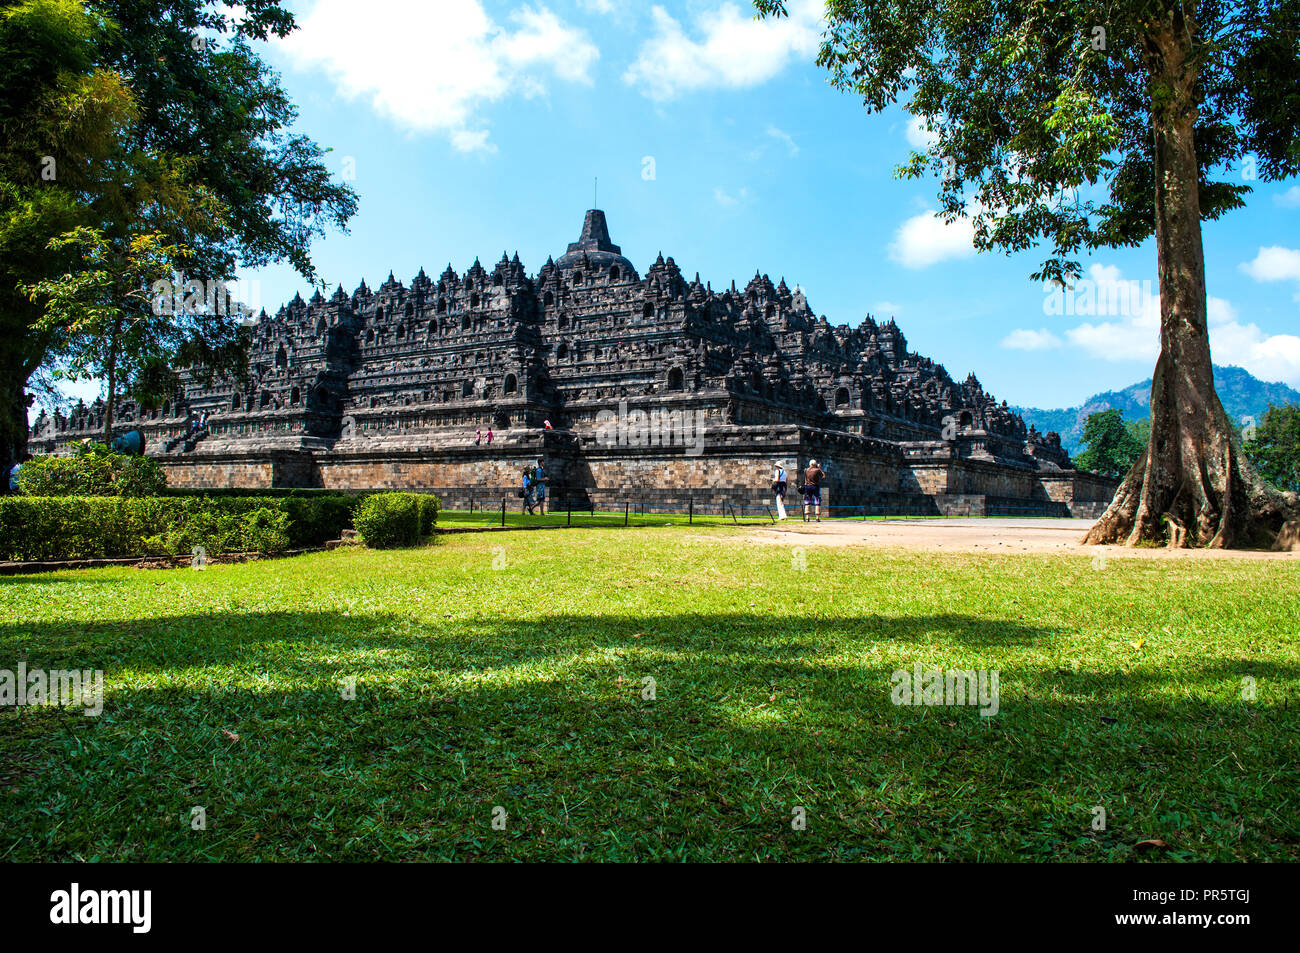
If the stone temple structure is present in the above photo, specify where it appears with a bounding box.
[30,209,1116,515]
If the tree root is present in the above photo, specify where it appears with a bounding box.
[1083,442,1296,549]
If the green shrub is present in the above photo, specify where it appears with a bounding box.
[354,492,438,548]
[16,441,166,497]
[417,494,440,535]
[239,507,292,554]
[0,497,289,561]
[113,455,168,496]
[162,488,372,498]
[282,495,362,547]
[161,492,364,547]
[0,488,429,561]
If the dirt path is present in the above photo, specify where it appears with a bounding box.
[739,517,1296,560]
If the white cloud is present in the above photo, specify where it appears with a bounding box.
[578,0,615,12]
[1240,246,1300,283]
[623,0,822,102]
[1207,297,1239,327]
[767,124,798,156]
[888,210,976,268]
[1001,328,1064,351]
[714,186,750,207]
[873,300,902,316]
[1274,186,1300,209]
[1208,317,1300,383]
[281,0,598,152]
[1065,320,1157,361]
[905,116,938,150]
[1053,263,1300,388]
[1058,264,1162,361]
[450,129,496,153]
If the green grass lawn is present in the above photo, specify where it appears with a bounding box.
[2,527,1297,861]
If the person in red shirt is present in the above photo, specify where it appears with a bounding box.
[802,459,826,522]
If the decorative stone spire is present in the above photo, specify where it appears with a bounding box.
[570,209,621,255]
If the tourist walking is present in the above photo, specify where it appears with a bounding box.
[485,427,493,445]
[474,428,482,446]
[532,458,549,516]
[802,459,826,522]
[521,466,537,515]
[771,460,788,520]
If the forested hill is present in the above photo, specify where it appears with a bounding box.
[1013,365,1300,455]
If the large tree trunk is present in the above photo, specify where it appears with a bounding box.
[1,321,53,490]
[1084,11,1293,549]
[0,373,29,490]
[102,372,115,446]
[101,317,121,446]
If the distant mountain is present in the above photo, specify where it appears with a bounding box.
[1013,365,1300,456]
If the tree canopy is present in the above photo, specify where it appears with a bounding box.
[1,0,357,475]
[1244,403,1300,492]
[1074,408,1146,478]
[757,0,1299,285]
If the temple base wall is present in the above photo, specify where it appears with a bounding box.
[151,424,1118,518]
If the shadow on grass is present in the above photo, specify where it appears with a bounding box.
[1,607,1297,862]
[0,607,1058,671]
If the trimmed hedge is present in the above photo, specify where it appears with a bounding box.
[0,497,290,561]
[164,491,362,547]
[353,492,439,548]
[0,489,438,561]
[162,488,373,498]
[281,495,361,548]
[17,445,166,497]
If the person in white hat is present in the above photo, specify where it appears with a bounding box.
[802,459,826,522]
[771,460,788,520]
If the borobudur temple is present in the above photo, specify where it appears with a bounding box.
[30,209,1117,516]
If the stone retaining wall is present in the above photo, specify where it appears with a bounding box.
[152,424,1118,518]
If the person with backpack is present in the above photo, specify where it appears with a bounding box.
[802,459,826,522]
[771,460,788,520]
[532,458,549,516]
[521,466,537,515]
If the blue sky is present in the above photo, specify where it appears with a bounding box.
[89,0,1300,413]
